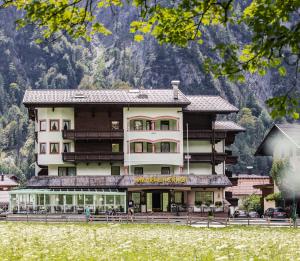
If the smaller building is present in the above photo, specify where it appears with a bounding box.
[0,174,19,210]
[226,174,272,206]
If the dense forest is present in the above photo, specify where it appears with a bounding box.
[0,6,294,181]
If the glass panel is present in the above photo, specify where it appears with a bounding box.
[161,167,170,174]
[147,143,152,153]
[106,195,114,206]
[45,195,50,205]
[66,195,73,205]
[195,192,213,205]
[161,121,169,130]
[111,121,120,130]
[134,120,143,130]
[134,142,143,153]
[63,143,70,153]
[134,167,143,175]
[58,167,67,176]
[63,120,70,130]
[112,143,120,152]
[40,120,46,131]
[161,142,170,153]
[132,192,141,204]
[111,166,120,176]
[85,195,93,205]
[68,167,76,176]
[50,143,59,154]
[146,193,152,212]
[77,195,84,205]
[163,193,169,212]
[58,195,64,205]
[174,192,183,204]
[50,120,59,131]
[146,120,151,130]
[40,143,46,154]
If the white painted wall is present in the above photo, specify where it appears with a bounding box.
[183,140,224,153]
[183,163,224,175]
[124,107,183,167]
[48,163,124,176]
[36,107,74,167]
[128,165,178,175]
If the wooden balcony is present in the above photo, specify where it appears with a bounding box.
[62,130,124,140]
[225,155,238,165]
[183,130,226,140]
[62,152,124,162]
[184,153,227,164]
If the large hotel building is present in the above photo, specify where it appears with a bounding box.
[10,81,244,213]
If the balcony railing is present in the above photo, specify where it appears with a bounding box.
[62,152,124,162]
[184,153,238,165]
[184,153,227,164]
[62,130,124,140]
[225,155,238,165]
[183,130,226,140]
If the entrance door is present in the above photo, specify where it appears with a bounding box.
[152,192,161,212]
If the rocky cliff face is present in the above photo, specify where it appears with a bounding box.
[0,7,283,178]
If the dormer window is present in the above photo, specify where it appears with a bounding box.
[50,120,59,131]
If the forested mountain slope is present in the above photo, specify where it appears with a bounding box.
[1,7,291,180]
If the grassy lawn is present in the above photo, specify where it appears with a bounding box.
[1,223,300,260]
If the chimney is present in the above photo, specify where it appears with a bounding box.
[1,173,4,182]
[171,80,180,100]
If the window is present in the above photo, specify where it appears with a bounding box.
[63,143,70,153]
[161,167,170,175]
[174,192,183,204]
[195,191,213,205]
[134,142,143,153]
[40,143,46,154]
[50,143,59,154]
[111,166,120,176]
[132,192,141,204]
[66,195,73,205]
[111,121,120,130]
[77,195,84,205]
[112,143,120,153]
[134,167,143,175]
[58,167,76,176]
[147,142,152,153]
[161,142,170,153]
[146,120,152,130]
[161,121,169,130]
[50,120,59,131]
[63,120,71,130]
[40,120,46,131]
[85,195,93,205]
[134,120,143,130]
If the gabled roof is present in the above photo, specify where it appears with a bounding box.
[255,123,300,156]
[184,96,239,113]
[215,121,245,132]
[23,89,240,114]
[0,175,19,187]
[23,89,190,106]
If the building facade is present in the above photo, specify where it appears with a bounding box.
[0,174,19,210]
[10,82,244,213]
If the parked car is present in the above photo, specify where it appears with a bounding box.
[234,210,248,218]
[248,211,260,218]
[264,207,287,218]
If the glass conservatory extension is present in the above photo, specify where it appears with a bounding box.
[9,189,127,214]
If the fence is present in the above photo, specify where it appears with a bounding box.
[0,214,298,228]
